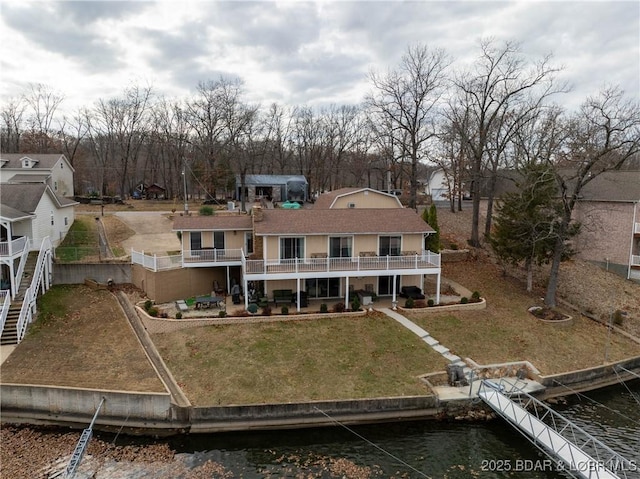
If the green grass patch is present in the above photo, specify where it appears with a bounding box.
[56,217,99,262]
[152,313,445,405]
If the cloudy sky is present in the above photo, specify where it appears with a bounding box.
[1,0,638,115]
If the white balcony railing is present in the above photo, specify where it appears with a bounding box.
[0,290,10,337]
[183,248,244,264]
[131,250,182,272]
[631,255,640,267]
[0,236,28,257]
[635,223,640,235]
[244,251,441,276]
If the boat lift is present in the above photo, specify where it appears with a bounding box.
[478,380,635,479]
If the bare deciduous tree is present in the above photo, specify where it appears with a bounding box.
[367,44,450,209]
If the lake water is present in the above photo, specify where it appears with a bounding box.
[158,381,640,478]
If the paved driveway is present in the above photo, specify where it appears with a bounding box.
[114,211,181,255]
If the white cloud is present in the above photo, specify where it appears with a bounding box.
[1,0,637,115]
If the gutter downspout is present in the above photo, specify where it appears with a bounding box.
[628,201,638,280]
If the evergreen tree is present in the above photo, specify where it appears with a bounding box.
[489,164,576,292]
[423,203,441,252]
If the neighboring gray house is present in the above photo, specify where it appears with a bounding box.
[0,153,75,197]
[235,174,308,205]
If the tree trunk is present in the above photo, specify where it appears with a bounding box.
[526,258,533,293]
[544,235,564,307]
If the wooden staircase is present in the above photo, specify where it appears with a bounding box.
[1,252,38,345]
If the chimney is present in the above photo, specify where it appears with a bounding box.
[252,205,263,222]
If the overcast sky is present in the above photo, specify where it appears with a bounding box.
[1,0,638,116]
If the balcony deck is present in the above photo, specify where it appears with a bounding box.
[0,237,28,258]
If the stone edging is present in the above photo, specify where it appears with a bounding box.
[398,297,486,316]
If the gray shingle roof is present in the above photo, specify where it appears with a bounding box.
[173,214,253,231]
[255,208,434,235]
[0,153,72,171]
[0,183,77,212]
[579,171,640,202]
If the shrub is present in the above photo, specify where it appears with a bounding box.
[471,291,481,302]
[351,296,361,311]
[613,309,625,326]
[460,297,469,304]
[262,305,272,316]
[247,303,258,314]
[320,303,328,313]
[199,206,215,216]
[281,305,289,315]
[160,312,168,318]
[450,243,459,250]
[404,297,415,309]
[144,299,153,311]
[175,312,182,319]
[427,299,435,307]
[414,299,427,308]
[148,307,159,317]
[333,302,345,313]
[218,310,227,318]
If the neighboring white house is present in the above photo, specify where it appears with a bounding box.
[424,168,450,202]
[0,183,77,249]
[0,153,75,197]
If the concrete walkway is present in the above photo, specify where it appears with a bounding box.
[379,307,470,374]
[379,307,546,400]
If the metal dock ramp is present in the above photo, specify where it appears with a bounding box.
[478,380,635,479]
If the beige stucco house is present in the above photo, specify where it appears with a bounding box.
[169,188,441,310]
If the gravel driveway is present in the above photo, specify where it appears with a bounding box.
[114,211,181,255]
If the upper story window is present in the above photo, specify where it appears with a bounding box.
[245,232,254,254]
[280,237,304,260]
[213,231,225,249]
[50,211,54,226]
[379,235,401,256]
[190,231,202,251]
[329,236,352,258]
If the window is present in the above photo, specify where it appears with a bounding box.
[54,181,58,191]
[190,232,202,251]
[330,236,352,258]
[61,162,64,169]
[50,211,54,226]
[280,237,304,259]
[245,232,254,254]
[213,231,225,249]
[379,236,401,256]
[64,217,68,226]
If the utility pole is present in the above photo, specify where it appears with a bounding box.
[182,160,189,215]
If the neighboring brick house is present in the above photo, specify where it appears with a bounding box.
[572,171,640,281]
[0,153,75,197]
[168,188,441,310]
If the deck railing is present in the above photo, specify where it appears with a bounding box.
[0,290,10,336]
[16,237,52,343]
[183,248,244,263]
[244,251,440,276]
[0,236,28,257]
[631,255,640,267]
[131,250,182,272]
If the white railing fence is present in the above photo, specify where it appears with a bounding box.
[0,290,10,336]
[12,239,32,299]
[16,237,52,343]
[0,236,28,257]
[131,249,183,272]
[632,255,640,267]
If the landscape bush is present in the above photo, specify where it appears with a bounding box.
[175,312,182,319]
[351,296,361,311]
[199,206,215,216]
[460,297,469,304]
[144,299,153,311]
[427,298,435,307]
[404,297,415,308]
[281,305,289,315]
[262,305,272,316]
[320,303,328,313]
[148,307,159,317]
[333,302,345,313]
[247,303,258,314]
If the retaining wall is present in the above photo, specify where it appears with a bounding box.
[0,384,173,430]
[53,262,131,285]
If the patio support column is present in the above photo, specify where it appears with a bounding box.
[243,275,249,310]
[435,271,441,305]
[9,261,17,299]
[296,277,301,312]
[392,274,397,304]
[345,276,350,308]
[226,266,231,296]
